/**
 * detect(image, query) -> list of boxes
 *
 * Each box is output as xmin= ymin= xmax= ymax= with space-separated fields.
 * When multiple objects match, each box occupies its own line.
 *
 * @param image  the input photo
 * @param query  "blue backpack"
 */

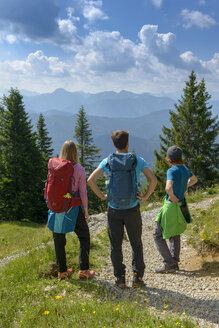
xmin=106 ymin=153 xmax=138 ymax=209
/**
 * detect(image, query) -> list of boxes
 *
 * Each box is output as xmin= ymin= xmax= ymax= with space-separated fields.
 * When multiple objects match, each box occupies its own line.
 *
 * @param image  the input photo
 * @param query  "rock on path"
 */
xmin=89 ymin=197 xmax=219 ymax=328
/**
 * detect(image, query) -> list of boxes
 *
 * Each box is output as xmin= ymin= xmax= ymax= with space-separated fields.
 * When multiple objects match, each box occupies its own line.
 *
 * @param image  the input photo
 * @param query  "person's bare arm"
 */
xmin=165 ymin=180 xmax=179 ymax=204
xmin=187 ymin=175 xmax=198 ymax=188
xmin=137 ymin=167 xmax=157 ymax=201
xmin=87 ymin=168 xmax=107 ymax=200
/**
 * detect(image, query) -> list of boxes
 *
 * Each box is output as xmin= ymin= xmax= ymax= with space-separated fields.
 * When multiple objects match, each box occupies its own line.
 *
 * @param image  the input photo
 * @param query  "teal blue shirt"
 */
xmin=98 ymin=153 xmax=148 ymax=209
xmin=166 ymin=165 xmax=193 ymax=201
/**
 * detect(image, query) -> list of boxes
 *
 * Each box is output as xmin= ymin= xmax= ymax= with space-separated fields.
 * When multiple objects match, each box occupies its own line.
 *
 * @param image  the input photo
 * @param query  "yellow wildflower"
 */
xmin=55 ymin=295 xmax=62 ymax=299
xmin=44 ymin=311 xmax=50 ymax=315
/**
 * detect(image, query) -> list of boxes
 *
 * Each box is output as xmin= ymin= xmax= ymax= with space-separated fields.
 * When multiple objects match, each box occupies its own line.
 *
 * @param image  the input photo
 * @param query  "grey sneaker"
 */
xmin=115 ymin=275 xmax=126 ymax=288
xmin=155 ymin=264 xmax=177 ymax=273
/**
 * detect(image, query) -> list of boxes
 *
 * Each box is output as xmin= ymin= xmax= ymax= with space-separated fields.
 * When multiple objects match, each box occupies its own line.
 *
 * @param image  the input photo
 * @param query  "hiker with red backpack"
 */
xmin=45 ymin=140 xmax=95 ymax=280
xmin=88 ymin=130 xmax=157 ymax=288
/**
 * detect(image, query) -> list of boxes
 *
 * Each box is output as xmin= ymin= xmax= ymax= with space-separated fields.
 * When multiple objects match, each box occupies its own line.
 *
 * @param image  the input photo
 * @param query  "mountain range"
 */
xmin=23 ymin=88 xmax=219 ymax=165
xmin=23 ymin=88 xmax=175 ymax=118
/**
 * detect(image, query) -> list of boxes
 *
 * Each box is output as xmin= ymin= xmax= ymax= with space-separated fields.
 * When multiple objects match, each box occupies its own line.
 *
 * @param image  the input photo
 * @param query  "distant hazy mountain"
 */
xmin=24 ymin=88 xmax=218 ymax=164
xmin=23 ymin=88 xmax=175 ymax=118
xmin=29 ymin=109 xmax=171 ymax=163
xmin=20 ymin=90 xmax=40 ymax=97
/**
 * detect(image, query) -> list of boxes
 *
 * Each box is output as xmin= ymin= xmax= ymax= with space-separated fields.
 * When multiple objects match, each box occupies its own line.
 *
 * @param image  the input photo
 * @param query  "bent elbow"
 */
xmin=87 ymin=177 xmax=92 ymax=186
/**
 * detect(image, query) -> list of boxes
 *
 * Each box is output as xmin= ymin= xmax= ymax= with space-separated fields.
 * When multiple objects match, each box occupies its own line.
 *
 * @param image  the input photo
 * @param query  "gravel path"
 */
xmin=89 ymin=197 xmax=219 ymax=328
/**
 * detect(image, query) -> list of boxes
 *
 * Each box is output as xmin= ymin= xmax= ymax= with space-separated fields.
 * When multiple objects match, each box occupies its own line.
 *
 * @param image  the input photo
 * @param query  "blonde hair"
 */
xmin=59 ymin=140 xmax=78 ymax=163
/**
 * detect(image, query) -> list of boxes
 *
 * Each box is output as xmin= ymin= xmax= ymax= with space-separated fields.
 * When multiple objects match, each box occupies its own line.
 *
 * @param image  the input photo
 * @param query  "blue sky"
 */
xmin=0 ymin=0 xmax=219 ymax=99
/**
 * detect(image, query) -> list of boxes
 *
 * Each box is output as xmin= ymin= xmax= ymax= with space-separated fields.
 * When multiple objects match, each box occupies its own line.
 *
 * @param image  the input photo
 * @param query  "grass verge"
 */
xmin=0 ymin=221 xmax=51 ymax=259
xmin=186 ymin=200 xmax=219 ymax=253
xmin=185 ymin=184 xmax=219 ymax=203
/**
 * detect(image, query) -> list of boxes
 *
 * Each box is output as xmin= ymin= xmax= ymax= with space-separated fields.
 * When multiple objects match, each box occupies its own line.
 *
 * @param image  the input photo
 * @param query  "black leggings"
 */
xmin=53 ymin=207 xmax=90 ymax=272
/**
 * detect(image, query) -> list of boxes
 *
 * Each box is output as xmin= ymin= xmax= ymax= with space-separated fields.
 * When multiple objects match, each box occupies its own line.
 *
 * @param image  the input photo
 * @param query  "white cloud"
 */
xmin=0 ymin=25 xmax=219 ymax=98
xmin=180 ymin=51 xmax=199 ymax=64
xmin=80 ymin=0 xmax=108 ymax=24
xmin=203 ymin=53 xmax=219 ymax=74
xmin=83 ymin=6 xmax=108 ymax=23
xmin=151 ymin=0 xmax=163 ymax=8
xmin=74 ymin=31 xmax=135 ymax=73
xmin=181 ymin=9 xmax=216 ymax=28
xmin=0 ymin=50 xmax=69 ymax=77
xmin=5 ymin=34 xmax=18 ymax=44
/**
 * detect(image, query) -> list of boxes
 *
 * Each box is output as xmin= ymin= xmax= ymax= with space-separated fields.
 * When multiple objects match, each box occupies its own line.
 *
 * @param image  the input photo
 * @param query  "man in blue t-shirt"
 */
xmin=88 ymin=130 xmax=157 ymax=287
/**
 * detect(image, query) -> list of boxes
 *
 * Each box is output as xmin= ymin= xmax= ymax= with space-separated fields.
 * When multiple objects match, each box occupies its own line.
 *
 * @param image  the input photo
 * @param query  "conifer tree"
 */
xmin=154 ymin=71 xmax=219 ymax=194
xmin=74 ymin=105 xmax=107 ymax=213
xmin=0 ymin=88 xmax=46 ymax=222
xmin=74 ymin=105 xmax=101 ymax=172
xmin=36 ymin=113 xmax=54 ymax=161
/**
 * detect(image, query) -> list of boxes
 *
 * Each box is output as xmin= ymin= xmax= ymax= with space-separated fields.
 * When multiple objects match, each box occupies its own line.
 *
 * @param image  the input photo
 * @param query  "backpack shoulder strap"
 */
xmin=106 ymin=154 xmax=114 ymax=170
xmin=131 ymin=153 xmax=137 ymax=168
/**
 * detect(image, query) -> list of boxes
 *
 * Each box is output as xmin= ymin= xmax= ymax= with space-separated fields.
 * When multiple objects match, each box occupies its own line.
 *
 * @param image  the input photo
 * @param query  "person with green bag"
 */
xmin=153 ymin=145 xmax=197 ymax=273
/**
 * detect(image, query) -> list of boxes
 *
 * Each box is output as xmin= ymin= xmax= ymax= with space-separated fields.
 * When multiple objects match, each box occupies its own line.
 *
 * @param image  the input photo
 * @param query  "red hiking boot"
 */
xmin=58 ymin=268 xmax=73 ymax=280
xmin=78 ymin=269 xmax=95 ymax=280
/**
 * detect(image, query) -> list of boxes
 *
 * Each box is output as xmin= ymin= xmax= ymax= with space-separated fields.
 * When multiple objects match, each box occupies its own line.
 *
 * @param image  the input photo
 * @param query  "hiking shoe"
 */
xmin=58 ymin=268 xmax=73 ymax=280
xmin=155 ymin=264 xmax=177 ymax=274
xmin=132 ymin=275 xmax=145 ymax=288
xmin=115 ymin=275 xmax=126 ymax=288
xmin=172 ymin=263 xmax=179 ymax=270
xmin=78 ymin=269 xmax=95 ymax=280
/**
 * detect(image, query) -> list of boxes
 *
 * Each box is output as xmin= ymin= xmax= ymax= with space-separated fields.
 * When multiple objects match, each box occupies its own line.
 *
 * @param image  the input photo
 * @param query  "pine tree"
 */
xmin=154 ymin=71 xmax=219 ymax=194
xmin=36 ymin=113 xmax=54 ymax=161
xmin=0 ymin=88 xmax=47 ymax=222
xmin=74 ymin=105 xmax=107 ymax=214
xmin=74 ymin=105 xmax=101 ymax=172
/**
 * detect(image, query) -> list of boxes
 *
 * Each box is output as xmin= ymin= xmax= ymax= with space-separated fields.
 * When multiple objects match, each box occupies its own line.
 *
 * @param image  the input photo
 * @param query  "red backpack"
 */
xmin=44 ymin=157 xmax=82 ymax=213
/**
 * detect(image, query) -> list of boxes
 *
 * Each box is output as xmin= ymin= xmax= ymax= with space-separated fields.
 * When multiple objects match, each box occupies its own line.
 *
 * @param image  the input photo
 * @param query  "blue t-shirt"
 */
xmin=98 ymin=153 xmax=148 ymax=209
xmin=166 ymin=165 xmax=193 ymax=201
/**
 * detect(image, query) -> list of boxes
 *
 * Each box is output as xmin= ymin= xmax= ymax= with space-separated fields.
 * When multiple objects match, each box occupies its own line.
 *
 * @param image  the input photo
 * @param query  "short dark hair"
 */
xmin=165 ymin=156 xmax=184 ymax=165
xmin=111 ymin=130 xmax=129 ymax=150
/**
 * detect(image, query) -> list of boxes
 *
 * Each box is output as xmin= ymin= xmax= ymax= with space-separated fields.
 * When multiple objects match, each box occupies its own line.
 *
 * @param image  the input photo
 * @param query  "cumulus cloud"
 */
xmin=83 ymin=5 xmax=108 ymax=23
xmin=0 ymin=24 xmax=218 ymax=97
xmin=0 ymin=50 xmax=69 ymax=77
xmin=74 ymin=31 xmax=135 ymax=73
xmin=70 ymin=24 xmax=209 ymax=78
xmin=203 ymin=53 xmax=219 ymax=74
xmin=71 ymin=0 xmax=108 ymax=24
xmin=137 ymin=25 xmax=183 ymax=68
xmin=181 ymin=9 xmax=216 ymax=28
